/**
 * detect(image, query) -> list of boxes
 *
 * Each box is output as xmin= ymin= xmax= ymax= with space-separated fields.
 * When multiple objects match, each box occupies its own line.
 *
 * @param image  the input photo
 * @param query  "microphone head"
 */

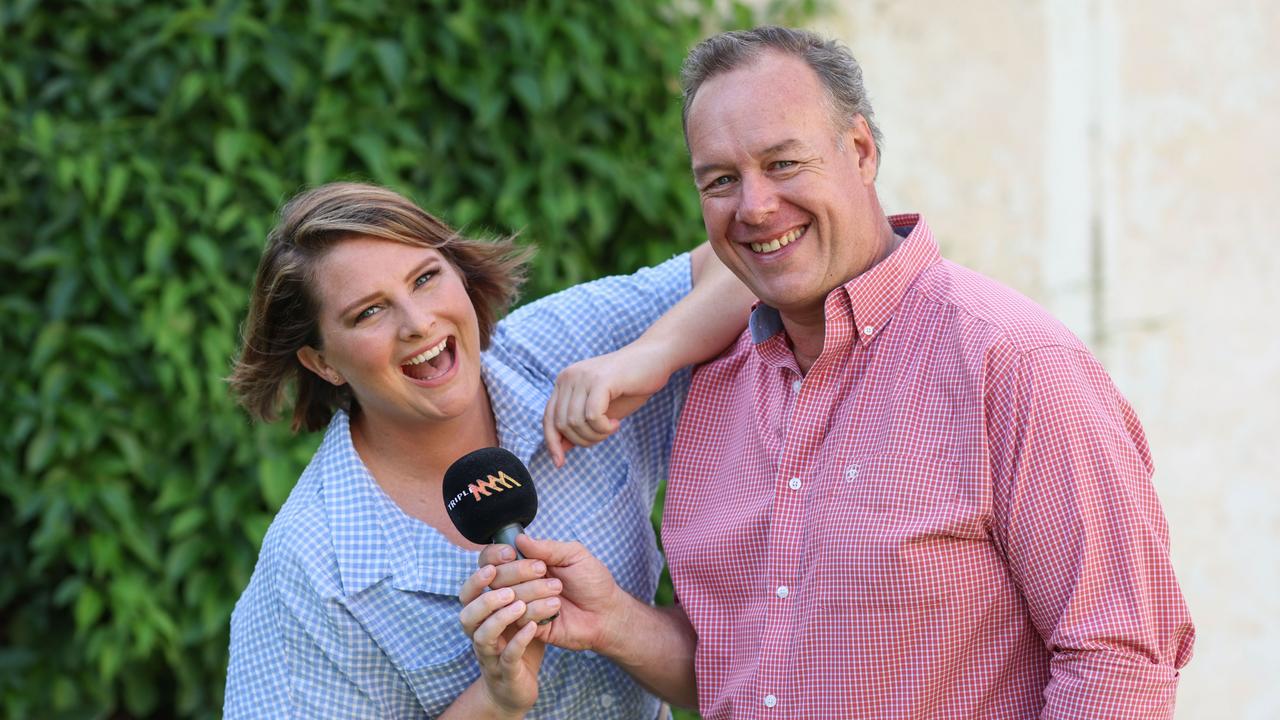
xmin=442 ymin=447 xmax=538 ymax=545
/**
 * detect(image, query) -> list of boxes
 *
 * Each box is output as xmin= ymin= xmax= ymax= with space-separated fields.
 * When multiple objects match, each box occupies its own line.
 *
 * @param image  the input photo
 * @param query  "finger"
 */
xmin=514 ymin=534 xmax=586 ymax=567
xmin=542 ymin=397 xmax=566 ymax=468
xmin=459 ymin=564 xmax=498 ymax=606
xmin=478 ymin=543 xmax=519 ymax=568
xmin=459 ymin=587 xmax=516 ymax=637
xmin=506 ymin=576 xmax=563 ymax=606
xmin=490 ymin=558 xmax=547 ymax=590
xmin=472 ymin=599 xmax=527 ymax=653
xmin=520 ymin=595 xmax=562 ymax=625
xmin=579 ymin=386 xmax=617 ymax=439
xmin=500 ymin=620 xmax=539 ymax=668
xmin=556 ymin=382 xmax=590 ymax=447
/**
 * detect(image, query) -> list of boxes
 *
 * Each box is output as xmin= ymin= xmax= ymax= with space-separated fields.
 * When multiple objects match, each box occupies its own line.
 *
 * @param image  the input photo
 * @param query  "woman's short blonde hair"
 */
xmin=228 ymin=182 xmax=533 ymax=432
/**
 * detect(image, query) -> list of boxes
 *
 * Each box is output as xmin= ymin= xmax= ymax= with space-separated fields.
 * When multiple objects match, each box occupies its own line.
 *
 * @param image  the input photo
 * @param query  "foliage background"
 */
xmin=0 ymin=0 xmax=813 ymax=717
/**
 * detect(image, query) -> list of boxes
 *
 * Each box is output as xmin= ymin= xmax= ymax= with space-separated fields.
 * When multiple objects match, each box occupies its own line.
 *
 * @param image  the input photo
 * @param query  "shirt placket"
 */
xmin=752 ymin=363 xmax=835 ymax=716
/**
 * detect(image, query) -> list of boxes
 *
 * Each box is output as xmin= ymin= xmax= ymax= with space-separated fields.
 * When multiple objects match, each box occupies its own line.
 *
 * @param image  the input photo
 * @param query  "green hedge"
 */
xmin=0 ymin=0 xmax=813 ymax=716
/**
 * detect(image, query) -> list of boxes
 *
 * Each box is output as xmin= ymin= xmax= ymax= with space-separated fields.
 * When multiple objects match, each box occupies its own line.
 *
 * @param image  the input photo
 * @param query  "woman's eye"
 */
xmin=414 ymin=271 xmax=435 ymax=288
xmin=355 ymin=305 xmax=381 ymax=323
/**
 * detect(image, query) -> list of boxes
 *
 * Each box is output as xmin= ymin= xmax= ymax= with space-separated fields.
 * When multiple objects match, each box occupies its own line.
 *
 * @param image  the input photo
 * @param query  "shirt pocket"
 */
xmin=809 ymin=452 xmax=966 ymax=610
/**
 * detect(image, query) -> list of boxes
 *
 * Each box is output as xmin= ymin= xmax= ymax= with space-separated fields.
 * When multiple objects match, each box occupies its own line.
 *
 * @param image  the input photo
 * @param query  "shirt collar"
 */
xmin=320 ymin=411 xmax=478 ymax=598
xmin=748 ymin=214 xmax=939 ymax=354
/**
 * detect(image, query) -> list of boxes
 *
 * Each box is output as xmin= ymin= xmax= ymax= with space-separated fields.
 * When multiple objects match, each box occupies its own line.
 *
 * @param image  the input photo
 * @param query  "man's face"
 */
xmin=687 ymin=51 xmax=882 ymax=320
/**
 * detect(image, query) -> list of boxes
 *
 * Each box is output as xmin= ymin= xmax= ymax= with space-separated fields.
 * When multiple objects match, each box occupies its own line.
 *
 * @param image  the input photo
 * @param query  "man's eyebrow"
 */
xmin=761 ymin=139 xmax=807 ymax=156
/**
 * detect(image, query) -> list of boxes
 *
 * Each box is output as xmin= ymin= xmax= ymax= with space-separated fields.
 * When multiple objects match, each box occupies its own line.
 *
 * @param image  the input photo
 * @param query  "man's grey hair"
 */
xmin=680 ymin=26 xmax=884 ymax=162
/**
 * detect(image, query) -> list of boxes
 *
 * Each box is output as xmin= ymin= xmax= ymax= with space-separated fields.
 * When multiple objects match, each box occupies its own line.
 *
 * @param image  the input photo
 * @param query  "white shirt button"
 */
xmin=845 ymin=464 xmax=859 ymax=481
xmin=776 ymin=585 xmax=789 ymax=599
xmin=764 ymin=694 xmax=778 ymax=708
xmin=788 ymin=477 xmax=802 ymax=490
xmin=862 ymin=325 xmax=875 ymax=335
xmin=600 ymin=694 xmax=614 ymax=708
xmin=792 ymin=379 xmax=802 ymax=393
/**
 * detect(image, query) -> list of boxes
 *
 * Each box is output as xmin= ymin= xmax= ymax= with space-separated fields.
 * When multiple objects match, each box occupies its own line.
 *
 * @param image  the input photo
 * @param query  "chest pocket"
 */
xmin=809 ymin=452 xmax=971 ymax=610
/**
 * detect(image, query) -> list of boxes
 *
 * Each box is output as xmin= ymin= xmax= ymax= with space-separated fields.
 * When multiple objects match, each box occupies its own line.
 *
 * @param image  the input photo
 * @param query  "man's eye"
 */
xmin=708 ymin=176 xmax=734 ymax=189
xmin=773 ymin=160 xmax=796 ymax=170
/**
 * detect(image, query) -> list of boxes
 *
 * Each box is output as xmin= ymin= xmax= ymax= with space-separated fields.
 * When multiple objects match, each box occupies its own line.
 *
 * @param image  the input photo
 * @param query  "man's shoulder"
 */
xmin=912 ymin=259 xmax=1089 ymax=357
xmin=689 ymin=328 xmax=758 ymax=383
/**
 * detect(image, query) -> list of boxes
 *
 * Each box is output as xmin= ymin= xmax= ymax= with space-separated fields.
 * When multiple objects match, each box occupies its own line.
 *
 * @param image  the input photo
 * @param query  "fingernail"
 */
xmin=532 ymin=561 xmax=546 ymax=575
xmin=499 ymin=546 xmax=515 ymax=561
xmin=546 ymin=597 xmax=561 ymax=609
xmin=547 ymin=579 xmax=562 ymax=591
xmin=499 ymin=588 xmax=514 ymax=602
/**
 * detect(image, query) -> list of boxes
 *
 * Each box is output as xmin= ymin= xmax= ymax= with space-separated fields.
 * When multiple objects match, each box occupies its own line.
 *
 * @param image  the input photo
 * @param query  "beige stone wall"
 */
xmin=809 ymin=1 xmax=1278 ymax=716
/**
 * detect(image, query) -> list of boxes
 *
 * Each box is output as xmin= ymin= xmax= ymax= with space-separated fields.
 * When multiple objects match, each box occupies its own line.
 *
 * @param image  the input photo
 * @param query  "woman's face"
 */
xmin=297 ymin=236 xmax=484 ymax=428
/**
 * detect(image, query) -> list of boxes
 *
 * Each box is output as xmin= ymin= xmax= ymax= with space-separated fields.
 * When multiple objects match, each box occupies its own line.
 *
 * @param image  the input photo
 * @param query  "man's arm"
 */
xmin=467 ymin=536 xmax=700 ymax=708
xmin=989 ymin=346 xmax=1195 ymax=718
xmin=545 ymin=243 xmax=753 ymax=464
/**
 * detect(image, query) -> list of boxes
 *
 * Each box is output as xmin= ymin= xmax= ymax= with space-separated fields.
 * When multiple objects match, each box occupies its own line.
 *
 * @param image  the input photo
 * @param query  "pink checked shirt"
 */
xmin=663 ymin=216 xmax=1194 ymax=719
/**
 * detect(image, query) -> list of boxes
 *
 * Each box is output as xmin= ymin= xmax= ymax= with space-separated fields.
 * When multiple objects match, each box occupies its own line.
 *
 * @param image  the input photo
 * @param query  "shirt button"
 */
xmin=764 ymin=694 xmax=778 ymax=708
xmin=845 ymin=464 xmax=859 ymax=481
xmin=791 ymin=379 xmax=802 ymax=393
xmin=788 ymin=477 xmax=802 ymax=490
xmin=776 ymin=585 xmax=789 ymax=599
xmin=600 ymin=693 xmax=615 ymax=708
xmin=862 ymin=325 xmax=875 ymax=335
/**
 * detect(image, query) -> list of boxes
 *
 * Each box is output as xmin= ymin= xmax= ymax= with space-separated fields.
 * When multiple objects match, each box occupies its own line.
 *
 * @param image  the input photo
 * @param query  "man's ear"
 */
xmin=297 ymin=346 xmax=345 ymax=386
xmin=842 ymin=114 xmax=879 ymax=183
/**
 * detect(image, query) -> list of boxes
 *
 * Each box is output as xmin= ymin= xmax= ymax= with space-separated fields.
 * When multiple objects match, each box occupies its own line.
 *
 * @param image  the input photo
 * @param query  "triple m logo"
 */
xmin=446 ymin=471 xmax=524 ymax=510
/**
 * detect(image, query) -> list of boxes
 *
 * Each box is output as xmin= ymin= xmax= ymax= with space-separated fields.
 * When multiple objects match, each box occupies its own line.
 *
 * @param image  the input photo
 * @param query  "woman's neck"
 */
xmin=348 ymin=387 xmax=499 ymax=535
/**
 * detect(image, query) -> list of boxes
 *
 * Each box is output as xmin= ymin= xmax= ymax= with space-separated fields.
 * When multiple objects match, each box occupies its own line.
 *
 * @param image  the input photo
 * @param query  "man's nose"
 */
xmin=735 ymin=176 xmax=778 ymax=225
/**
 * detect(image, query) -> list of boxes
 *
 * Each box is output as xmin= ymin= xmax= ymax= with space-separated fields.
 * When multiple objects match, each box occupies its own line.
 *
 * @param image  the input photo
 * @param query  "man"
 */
xmin=466 ymin=26 xmax=1194 ymax=719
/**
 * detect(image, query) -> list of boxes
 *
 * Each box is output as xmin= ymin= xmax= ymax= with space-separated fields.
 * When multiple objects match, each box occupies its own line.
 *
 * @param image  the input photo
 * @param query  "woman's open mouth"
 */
xmin=401 ymin=337 xmax=456 ymax=382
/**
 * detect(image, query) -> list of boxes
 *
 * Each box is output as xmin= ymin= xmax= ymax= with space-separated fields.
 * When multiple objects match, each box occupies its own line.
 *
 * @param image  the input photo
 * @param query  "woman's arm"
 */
xmin=543 ymin=243 xmax=753 ymax=465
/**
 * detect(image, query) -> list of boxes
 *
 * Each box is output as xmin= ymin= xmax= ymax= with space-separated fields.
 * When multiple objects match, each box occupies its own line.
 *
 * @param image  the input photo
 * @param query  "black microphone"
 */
xmin=443 ymin=447 xmax=538 ymax=557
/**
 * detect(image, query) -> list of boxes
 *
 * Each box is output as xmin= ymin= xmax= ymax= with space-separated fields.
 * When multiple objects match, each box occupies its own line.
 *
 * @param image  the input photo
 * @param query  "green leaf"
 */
xmin=372 ymin=39 xmax=406 ymax=92
xmin=214 ymin=129 xmax=248 ymax=172
xmin=74 ymin=587 xmax=105 ymax=631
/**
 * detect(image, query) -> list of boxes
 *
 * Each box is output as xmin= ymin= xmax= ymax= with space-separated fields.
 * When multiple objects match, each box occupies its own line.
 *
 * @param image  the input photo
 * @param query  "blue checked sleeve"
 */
xmin=489 ymin=252 xmax=693 ymax=382
xmin=225 ymin=519 xmax=387 ymax=718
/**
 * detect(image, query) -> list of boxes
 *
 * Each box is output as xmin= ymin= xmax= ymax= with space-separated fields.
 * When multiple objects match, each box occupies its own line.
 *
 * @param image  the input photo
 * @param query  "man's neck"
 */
xmin=780 ymin=223 xmax=905 ymax=375
xmin=780 ymin=308 xmax=827 ymax=375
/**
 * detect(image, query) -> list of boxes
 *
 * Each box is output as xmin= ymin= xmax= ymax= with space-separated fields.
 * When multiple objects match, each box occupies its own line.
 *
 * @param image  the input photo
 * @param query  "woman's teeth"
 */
xmin=403 ymin=338 xmax=448 ymax=367
xmin=750 ymin=227 xmax=804 ymax=254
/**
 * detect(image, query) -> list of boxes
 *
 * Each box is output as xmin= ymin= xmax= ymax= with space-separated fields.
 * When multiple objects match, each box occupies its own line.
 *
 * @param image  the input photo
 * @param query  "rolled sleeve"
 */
xmin=991 ymin=345 xmax=1195 ymax=719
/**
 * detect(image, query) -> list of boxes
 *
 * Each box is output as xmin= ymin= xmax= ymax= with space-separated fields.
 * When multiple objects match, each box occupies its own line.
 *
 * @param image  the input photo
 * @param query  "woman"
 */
xmin=222 ymin=182 xmax=750 ymax=718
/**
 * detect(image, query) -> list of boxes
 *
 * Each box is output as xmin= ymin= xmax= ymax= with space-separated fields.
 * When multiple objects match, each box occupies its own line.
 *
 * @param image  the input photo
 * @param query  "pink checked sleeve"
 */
xmin=988 ymin=344 xmax=1195 ymax=719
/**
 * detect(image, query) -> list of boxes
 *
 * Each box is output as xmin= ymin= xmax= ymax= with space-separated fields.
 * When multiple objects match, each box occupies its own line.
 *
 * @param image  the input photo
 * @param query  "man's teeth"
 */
xmin=403 ymin=339 xmax=448 ymax=366
xmin=750 ymin=227 xmax=804 ymax=254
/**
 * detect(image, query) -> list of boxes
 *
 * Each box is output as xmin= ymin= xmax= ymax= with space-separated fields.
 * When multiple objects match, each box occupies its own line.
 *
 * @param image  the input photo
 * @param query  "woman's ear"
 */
xmin=297 ymin=346 xmax=345 ymax=386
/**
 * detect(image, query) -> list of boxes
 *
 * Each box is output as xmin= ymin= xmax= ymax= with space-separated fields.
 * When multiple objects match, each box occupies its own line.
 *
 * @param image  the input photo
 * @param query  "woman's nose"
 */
xmin=398 ymin=303 xmax=434 ymax=342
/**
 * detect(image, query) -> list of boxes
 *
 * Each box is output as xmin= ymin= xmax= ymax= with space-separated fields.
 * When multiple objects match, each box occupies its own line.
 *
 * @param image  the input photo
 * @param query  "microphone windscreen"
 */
xmin=442 ymin=447 xmax=538 ymax=545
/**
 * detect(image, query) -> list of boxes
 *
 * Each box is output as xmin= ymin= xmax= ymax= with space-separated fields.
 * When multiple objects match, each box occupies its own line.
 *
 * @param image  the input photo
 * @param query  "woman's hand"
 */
xmin=457 ymin=585 xmax=546 ymax=718
xmin=543 ymin=343 xmax=672 ymax=467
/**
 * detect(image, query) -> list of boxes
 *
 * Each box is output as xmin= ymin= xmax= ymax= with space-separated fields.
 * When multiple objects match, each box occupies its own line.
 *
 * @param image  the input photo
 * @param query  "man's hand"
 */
xmin=542 ymin=344 xmax=671 ymax=467
xmin=478 ymin=535 xmax=628 ymax=653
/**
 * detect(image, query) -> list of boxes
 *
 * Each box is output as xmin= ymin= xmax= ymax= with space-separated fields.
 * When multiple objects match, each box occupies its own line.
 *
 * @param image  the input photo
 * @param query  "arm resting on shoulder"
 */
xmin=545 ymin=243 xmax=753 ymax=462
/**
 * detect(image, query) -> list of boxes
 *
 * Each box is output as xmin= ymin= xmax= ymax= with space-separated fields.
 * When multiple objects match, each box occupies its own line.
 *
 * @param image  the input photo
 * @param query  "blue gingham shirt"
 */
xmin=225 ymin=254 xmax=692 ymax=719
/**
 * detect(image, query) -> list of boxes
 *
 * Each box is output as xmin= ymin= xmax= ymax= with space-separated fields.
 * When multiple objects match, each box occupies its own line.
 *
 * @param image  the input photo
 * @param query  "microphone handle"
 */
xmin=491 ymin=523 xmax=525 ymax=559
